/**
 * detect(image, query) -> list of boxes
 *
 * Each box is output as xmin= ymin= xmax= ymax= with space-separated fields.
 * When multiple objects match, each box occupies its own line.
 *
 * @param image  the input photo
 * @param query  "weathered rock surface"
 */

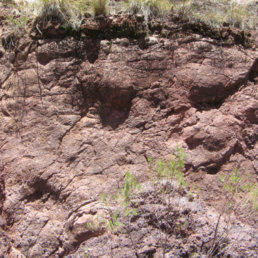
xmin=0 ymin=8 xmax=257 ymax=257
xmin=68 ymin=181 xmax=258 ymax=258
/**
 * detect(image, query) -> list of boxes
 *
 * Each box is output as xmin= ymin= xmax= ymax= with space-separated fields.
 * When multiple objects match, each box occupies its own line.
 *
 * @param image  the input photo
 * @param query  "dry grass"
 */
xmin=93 ymin=0 xmax=108 ymax=16
xmin=170 ymin=0 xmax=257 ymax=30
xmin=2 ymin=0 xmax=257 ymax=31
xmin=33 ymin=0 xmax=86 ymax=29
xmin=125 ymin=0 xmax=172 ymax=24
xmin=9 ymin=0 xmax=109 ymax=27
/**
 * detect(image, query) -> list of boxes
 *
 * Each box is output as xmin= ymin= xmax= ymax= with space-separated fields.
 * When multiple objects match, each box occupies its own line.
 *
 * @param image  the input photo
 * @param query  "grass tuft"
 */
xmin=93 ymin=0 xmax=108 ymax=16
xmin=34 ymin=0 xmax=84 ymax=29
xmin=125 ymin=0 xmax=172 ymax=24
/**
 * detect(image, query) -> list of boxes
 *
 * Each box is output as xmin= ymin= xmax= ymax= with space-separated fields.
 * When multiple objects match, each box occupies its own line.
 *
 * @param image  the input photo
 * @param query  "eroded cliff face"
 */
xmin=0 ymin=6 xmax=257 ymax=257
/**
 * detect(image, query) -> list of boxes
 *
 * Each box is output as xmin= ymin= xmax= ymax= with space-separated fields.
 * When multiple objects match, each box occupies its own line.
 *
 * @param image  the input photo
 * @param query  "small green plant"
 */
xmin=108 ymin=210 xmax=124 ymax=232
xmin=124 ymin=207 xmax=138 ymax=217
xmin=3 ymin=13 xmax=29 ymax=50
xmin=122 ymin=171 xmax=140 ymax=204
xmin=99 ymin=193 xmax=124 ymax=232
xmin=191 ymin=184 xmax=201 ymax=195
xmin=220 ymin=168 xmax=241 ymax=194
xmin=101 ymin=171 xmax=141 ymax=233
xmin=100 ymin=192 xmax=107 ymax=202
xmin=192 ymin=252 xmax=199 ymax=258
xmin=7 ymin=14 xmax=28 ymax=30
xmin=155 ymin=158 xmax=169 ymax=178
xmin=153 ymin=146 xmax=188 ymax=188
xmin=147 ymin=156 xmax=153 ymax=163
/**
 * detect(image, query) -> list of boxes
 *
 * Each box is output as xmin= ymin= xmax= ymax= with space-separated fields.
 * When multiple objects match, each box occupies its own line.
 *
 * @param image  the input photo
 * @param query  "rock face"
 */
xmin=0 ymin=9 xmax=257 ymax=257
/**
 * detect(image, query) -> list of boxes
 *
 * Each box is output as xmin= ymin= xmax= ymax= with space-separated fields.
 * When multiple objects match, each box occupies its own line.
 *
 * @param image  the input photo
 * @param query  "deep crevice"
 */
xmin=24 ymin=177 xmax=60 ymax=203
xmin=0 ymin=164 xmax=6 ymax=216
xmin=85 ymin=39 xmax=101 ymax=64
xmin=78 ymin=79 xmax=136 ymax=129
xmin=248 ymin=58 xmax=258 ymax=83
xmin=99 ymin=87 xmax=136 ymax=129
xmin=191 ymin=57 xmax=258 ymax=111
xmin=190 ymin=77 xmax=248 ymax=111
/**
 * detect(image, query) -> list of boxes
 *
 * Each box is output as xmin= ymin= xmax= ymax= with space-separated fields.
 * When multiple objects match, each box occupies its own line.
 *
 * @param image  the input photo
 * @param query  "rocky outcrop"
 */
xmin=0 ymin=7 xmax=257 ymax=257
xmin=69 ymin=181 xmax=258 ymax=257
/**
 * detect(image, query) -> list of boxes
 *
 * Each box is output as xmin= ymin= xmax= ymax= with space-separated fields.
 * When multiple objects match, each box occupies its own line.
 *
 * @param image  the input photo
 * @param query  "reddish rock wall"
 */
xmin=0 ymin=9 xmax=257 ymax=257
